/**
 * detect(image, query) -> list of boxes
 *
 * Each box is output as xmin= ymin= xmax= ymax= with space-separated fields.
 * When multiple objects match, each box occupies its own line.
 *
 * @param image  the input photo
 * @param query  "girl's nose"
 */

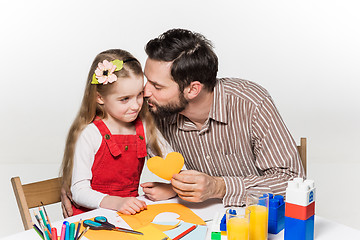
xmin=131 ymin=98 xmax=142 ymax=111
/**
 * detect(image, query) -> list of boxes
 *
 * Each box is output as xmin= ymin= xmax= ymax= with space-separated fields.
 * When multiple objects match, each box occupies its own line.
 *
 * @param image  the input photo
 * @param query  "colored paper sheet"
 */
xmin=147 ymin=152 xmax=184 ymax=180
xmin=82 ymin=228 xmax=138 ymax=240
xmin=165 ymin=222 xmax=207 ymax=240
xmin=118 ymin=203 xmax=206 ymax=230
xmin=132 ymin=224 xmax=169 ymax=240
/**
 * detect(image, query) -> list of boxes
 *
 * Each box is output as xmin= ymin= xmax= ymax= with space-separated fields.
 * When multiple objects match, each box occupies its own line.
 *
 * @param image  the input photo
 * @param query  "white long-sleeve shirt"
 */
xmin=71 ymin=121 xmax=174 ymax=209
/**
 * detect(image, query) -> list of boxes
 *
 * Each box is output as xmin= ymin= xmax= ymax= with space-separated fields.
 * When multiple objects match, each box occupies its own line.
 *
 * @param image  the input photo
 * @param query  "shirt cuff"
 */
xmin=221 ymin=176 xmax=246 ymax=206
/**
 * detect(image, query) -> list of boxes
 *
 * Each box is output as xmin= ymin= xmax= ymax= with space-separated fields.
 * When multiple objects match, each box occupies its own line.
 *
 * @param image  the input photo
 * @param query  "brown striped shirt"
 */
xmin=156 ymin=78 xmax=305 ymax=206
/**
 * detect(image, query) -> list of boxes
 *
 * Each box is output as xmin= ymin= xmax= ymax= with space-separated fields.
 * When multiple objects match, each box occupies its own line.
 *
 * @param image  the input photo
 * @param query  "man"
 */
xmin=61 ymin=28 xmax=304 ymax=217
xmin=140 ymin=28 xmax=304 ymax=206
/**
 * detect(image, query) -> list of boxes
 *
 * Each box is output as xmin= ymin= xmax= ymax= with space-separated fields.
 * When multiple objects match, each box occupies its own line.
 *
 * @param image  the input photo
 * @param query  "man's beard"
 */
xmin=146 ymin=92 xmax=188 ymax=119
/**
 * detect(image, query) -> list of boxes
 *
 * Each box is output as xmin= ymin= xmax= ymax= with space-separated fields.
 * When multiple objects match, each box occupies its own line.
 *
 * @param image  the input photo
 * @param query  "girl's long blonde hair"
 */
xmin=60 ymin=49 xmax=162 ymax=188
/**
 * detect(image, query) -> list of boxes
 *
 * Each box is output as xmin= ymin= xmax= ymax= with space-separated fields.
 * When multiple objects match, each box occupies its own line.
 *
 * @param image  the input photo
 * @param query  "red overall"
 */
xmin=72 ymin=117 xmax=147 ymax=215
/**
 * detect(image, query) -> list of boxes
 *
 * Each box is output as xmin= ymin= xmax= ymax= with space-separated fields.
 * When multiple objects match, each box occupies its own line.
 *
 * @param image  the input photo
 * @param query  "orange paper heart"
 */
xmin=147 ymin=152 xmax=184 ymax=180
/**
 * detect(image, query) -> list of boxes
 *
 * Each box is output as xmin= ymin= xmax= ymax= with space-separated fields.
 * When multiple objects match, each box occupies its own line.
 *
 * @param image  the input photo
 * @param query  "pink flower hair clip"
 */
xmin=92 ymin=59 xmax=122 ymax=85
xmin=91 ymin=58 xmax=138 ymax=85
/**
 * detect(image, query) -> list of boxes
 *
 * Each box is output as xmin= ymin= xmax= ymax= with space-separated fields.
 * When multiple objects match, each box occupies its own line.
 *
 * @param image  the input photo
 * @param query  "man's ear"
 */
xmin=184 ymin=81 xmax=203 ymax=100
xmin=96 ymin=92 xmax=105 ymax=105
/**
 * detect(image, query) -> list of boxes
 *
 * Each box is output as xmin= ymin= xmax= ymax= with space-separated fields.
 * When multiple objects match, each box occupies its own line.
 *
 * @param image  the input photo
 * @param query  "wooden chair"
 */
xmin=297 ymin=137 xmax=307 ymax=175
xmin=11 ymin=176 xmax=62 ymax=230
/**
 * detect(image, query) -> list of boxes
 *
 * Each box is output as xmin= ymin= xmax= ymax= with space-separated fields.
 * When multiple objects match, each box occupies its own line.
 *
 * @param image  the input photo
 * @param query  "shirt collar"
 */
xmin=208 ymin=79 xmax=228 ymax=124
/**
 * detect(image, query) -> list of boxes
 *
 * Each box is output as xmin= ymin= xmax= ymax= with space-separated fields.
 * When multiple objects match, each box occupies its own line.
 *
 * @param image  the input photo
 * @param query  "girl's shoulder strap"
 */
xmin=93 ymin=117 xmax=122 ymax=157
xmin=93 ymin=118 xmax=111 ymax=136
xmin=134 ymin=117 xmax=147 ymax=158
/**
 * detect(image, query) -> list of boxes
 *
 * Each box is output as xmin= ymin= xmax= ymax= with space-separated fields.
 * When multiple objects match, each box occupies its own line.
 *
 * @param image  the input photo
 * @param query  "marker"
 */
xmin=69 ymin=223 xmax=75 ymax=240
xmin=51 ymin=227 xmax=58 ymax=240
xmin=60 ymin=222 xmax=66 ymax=240
xmin=65 ymin=221 xmax=70 ymax=240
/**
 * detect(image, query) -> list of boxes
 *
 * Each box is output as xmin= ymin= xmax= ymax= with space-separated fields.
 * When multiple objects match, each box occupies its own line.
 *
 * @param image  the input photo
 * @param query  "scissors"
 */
xmin=83 ymin=216 xmax=143 ymax=235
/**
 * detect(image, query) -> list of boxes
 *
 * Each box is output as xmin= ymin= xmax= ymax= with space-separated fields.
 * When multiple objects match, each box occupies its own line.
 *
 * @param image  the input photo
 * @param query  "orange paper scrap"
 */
xmin=147 ymin=152 xmax=184 ymax=180
xmin=118 ymin=203 xmax=206 ymax=230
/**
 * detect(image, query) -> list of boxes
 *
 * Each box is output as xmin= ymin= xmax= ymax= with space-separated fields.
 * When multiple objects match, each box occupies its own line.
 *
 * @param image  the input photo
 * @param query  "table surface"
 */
xmin=2 ymin=196 xmax=360 ymax=240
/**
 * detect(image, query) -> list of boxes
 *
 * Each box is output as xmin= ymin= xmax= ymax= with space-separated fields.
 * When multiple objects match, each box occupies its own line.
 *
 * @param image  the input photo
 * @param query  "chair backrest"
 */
xmin=297 ymin=137 xmax=307 ymax=175
xmin=11 ymin=176 xmax=62 ymax=230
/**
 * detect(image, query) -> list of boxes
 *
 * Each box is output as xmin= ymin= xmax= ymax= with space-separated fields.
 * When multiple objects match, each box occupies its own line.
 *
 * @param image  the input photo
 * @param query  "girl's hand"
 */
xmin=141 ymin=182 xmax=177 ymax=201
xmin=100 ymin=196 xmax=147 ymax=215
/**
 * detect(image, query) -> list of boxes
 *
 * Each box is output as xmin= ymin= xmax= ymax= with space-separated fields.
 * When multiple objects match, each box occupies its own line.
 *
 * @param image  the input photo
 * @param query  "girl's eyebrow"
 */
xmin=116 ymin=90 xmax=143 ymax=99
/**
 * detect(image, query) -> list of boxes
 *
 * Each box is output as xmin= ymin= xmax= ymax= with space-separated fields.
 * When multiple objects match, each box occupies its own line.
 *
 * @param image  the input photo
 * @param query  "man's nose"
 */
xmin=144 ymin=82 xmax=152 ymax=98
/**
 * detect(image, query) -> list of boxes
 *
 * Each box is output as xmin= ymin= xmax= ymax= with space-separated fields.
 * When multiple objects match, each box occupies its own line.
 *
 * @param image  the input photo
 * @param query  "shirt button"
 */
xmin=125 ymin=146 xmax=128 ymax=151
xmin=104 ymin=134 xmax=110 ymax=140
xmin=206 ymin=155 xmax=210 ymax=160
xmin=139 ymin=135 xmax=144 ymax=140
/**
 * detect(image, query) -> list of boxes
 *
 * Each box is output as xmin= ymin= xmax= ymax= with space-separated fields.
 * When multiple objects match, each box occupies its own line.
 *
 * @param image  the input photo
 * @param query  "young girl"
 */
xmin=60 ymin=49 xmax=172 ymax=215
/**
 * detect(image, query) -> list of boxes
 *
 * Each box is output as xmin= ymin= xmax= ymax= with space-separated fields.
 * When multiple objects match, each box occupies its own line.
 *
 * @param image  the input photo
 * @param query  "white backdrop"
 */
xmin=0 ymin=0 xmax=359 ymax=237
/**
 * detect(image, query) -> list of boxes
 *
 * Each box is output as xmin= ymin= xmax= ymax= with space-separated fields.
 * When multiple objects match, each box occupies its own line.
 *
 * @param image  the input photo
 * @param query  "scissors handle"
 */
xmin=94 ymin=216 xmax=115 ymax=227
xmin=83 ymin=220 xmax=111 ymax=230
xmin=93 ymin=216 xmax=143 ymax=235
xmin=94 ymin=216 xmax=108 ymax=224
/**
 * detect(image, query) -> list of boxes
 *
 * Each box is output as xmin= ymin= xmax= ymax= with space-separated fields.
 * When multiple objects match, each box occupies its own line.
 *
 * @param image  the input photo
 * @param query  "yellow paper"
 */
xmin=147 ymin=152 xmax=184 ymax=180
xmin=118 ymin=203 xmax=206 ymax=230
xmin=132 ymin=224 xmax=169 ymax=240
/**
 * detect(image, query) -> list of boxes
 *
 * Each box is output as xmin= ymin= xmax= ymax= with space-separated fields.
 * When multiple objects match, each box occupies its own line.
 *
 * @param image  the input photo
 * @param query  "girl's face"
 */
xmin=97 ymin=74 xmax=144 ymax=125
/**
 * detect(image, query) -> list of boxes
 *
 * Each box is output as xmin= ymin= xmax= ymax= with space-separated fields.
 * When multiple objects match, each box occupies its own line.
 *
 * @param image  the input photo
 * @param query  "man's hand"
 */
xmin=60 ymin=185 xmax=75 ymax=218
xmin=140 ymin=182 xmax=177 ymax=201
xmin=171 ymin=170 xmax=226 ymax=202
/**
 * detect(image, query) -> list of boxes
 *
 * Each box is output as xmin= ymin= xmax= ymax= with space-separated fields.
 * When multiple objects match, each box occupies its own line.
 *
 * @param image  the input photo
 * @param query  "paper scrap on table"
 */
xmin=118 ymin=203 xmax=206 ymax=230
xmin=147 ymin=152 xmax=184 ymax=180
xmin=132 ymin=224 xmax=169 ymax=240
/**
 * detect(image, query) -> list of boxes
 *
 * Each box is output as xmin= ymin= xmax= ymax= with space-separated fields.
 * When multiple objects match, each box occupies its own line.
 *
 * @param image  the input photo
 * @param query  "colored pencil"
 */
xmin=74 ymin=219 xmax=82 ymax=240
xmin=39 ymin=207 xmax=48 ymax=227
xmin=33 ymin=224 xmax=44 ymax=240
xmin=77 ymin=226 xmax=89 ymax=240
xmin=33 ymin=210 xmax=43 ymax=230
xmin=41 ymin=201 xmax=53 ymax=230
xmin=172 ymin=224 xmax=197 ymax=240
xmin=39 ymin=205 xmax=52 ymax=238
xmin=44 ymin=229 xmax=51 ymax=240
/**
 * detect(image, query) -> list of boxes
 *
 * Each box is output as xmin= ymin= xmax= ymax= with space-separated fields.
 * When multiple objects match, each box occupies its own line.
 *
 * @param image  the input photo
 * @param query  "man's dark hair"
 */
xmin=145 ymin=29 xmax=218 ymax=92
